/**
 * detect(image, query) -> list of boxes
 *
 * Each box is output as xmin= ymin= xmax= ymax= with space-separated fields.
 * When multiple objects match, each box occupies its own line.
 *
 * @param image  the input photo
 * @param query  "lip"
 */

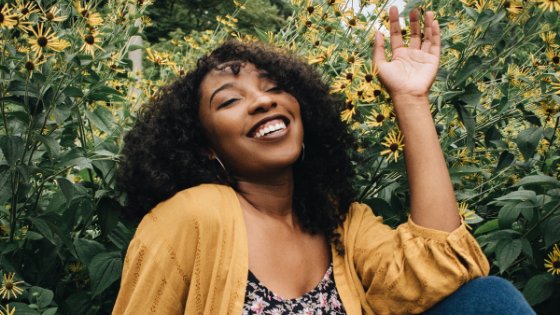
xmin=247 ymin=114 xmax=291 ymax=138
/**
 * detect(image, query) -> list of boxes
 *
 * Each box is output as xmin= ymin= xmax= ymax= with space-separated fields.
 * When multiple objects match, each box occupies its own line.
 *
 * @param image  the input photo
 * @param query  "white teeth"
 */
xmin=253 ymin=120 xmax=286 ymax=138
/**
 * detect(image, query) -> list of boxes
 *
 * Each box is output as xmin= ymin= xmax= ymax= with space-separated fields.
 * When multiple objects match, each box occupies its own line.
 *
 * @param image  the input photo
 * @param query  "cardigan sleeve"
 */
xmin=112 ymin=237 xmax=185 ymax=315
xmin=349 ymin=202 xmax=490 ymax=314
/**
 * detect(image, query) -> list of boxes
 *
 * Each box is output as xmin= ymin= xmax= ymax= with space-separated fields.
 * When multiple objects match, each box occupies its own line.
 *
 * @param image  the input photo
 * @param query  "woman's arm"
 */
xmin=373 ymin=7 xmax=461 ymax=232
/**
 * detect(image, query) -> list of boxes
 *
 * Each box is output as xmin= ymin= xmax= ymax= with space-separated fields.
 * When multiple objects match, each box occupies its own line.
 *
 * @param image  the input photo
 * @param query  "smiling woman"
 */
xmin=113 ymin=7 xmax=534 ymax=315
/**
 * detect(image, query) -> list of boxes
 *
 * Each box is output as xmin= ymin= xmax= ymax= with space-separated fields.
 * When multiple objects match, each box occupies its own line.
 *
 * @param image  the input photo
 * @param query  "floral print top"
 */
xmin=242 ymin=263 xmax=346 ymax=315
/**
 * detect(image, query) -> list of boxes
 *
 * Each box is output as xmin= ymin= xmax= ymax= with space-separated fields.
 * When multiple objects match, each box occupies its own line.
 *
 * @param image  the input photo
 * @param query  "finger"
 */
xmin=389 ymin=6 xmax=404 ymax=51
xmin=430 ymin=19 xmax=441 ymax=57
xmin=421 ymin=11 xmax=433 ymax=53
xmin=372 ymin=31 xmax=386 ymax=74
xmin=409 ymin=9 xmax=421 ymax=50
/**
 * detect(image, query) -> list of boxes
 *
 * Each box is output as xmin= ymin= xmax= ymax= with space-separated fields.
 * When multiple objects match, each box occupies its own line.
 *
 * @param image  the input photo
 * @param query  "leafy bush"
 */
xmin=0 ymin=0 xmax=558 ymax=314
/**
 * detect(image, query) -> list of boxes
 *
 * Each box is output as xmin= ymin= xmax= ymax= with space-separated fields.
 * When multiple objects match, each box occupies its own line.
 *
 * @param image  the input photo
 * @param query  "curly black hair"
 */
xmin=118 ymin=40 xmax=356 ymax=252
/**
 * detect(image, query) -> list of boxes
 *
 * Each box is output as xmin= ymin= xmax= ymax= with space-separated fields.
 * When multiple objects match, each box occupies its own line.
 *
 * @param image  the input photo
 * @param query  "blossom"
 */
xmin=544 ymin=244 xmax=560 ymax=276
xmin=380 ymin=130 xmax=405 ymax=162
xmin=366 ymin=105 xmax=392 ymax=127
xmin=41 ymin=5 xmax=68 ymax=23
xmin=80 ymin=30 xmax=104 ymax=56
xmin=74 ymin=1 xmax=104 ymax=26
xmin=28 ymin=23 xmax=70 ymax=58
xmin=0 ymin=273 xmax=24 ymax=300
xmin=0 ymin=304 xmax=16 ymax=315
xmin=0 ymin=5 xmax=18 ymax=30
xmin=536 ymin=0 xmax=560 ymax=12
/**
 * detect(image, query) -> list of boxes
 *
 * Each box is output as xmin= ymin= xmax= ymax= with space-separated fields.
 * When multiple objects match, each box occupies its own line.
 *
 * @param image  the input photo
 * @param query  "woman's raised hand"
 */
xmin=373 ymin=6 xmax=441 ymax=100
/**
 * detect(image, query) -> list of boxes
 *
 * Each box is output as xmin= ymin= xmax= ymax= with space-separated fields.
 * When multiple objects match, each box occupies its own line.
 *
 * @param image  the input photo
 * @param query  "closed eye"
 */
xmin=218 ymin=98 xmax=239 ymax=109
xmin=267 ymin=86 xmax=282 ymax=92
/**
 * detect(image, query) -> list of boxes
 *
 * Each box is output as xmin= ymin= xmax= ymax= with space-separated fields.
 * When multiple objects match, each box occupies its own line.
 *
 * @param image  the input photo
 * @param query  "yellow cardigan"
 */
xmin=113 ymin=184 xmax=489 ymax=315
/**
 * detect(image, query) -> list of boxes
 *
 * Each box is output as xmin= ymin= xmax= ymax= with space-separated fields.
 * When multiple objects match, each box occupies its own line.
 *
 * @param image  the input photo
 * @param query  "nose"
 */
xmin=247 ymin=92 xmax=277 ymax=114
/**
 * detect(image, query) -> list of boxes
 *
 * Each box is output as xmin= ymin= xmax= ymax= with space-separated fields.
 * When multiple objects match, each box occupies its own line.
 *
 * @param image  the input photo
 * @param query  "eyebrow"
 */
xmin=209 ymin=83 xmax=234 ymax=108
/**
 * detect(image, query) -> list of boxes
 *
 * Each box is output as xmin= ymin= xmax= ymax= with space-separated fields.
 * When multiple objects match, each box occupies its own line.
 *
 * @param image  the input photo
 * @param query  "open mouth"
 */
xmin=248 ymin=116 xmax=290 ymax=139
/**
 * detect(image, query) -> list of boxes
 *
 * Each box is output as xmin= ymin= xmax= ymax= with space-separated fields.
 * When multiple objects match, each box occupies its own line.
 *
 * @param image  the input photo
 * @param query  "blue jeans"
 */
xmin=423 ymin=276 xmax=535 ymax=315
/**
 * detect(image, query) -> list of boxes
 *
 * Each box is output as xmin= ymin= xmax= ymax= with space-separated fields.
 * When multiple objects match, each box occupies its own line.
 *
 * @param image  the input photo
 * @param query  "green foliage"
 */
xmin=1 ymin=0 xmax=559 ymax=314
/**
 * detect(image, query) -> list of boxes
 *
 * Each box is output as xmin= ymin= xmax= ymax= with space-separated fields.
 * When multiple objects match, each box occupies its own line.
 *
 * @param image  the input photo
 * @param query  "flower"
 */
xmin=0 ymin=273 xmax=24 ymax=300
xmin=366 ymin=105 xmax=391 ymax=127
xmin=545 ymin=48 xmax=560 ymax=66
xmin=28 ymin=23 xmax=70 ymax=58
xmin=536 ymin=0 xmax=560 ymax=12
xmin=544 ymin=244 xmax=560 ymax=276
xmin=340 ymin=97 xmax=357 ymax=123
xmin=74 ymin=1 xmax=104 ymax=26
xmin=0 ymin=304 xmax=16 ymax=315
xmin=80 ymin=30 xmax=104 ymax=56
xmin=145 ymin=48 xmax=172 ymax=66
xmin=14 ymin=0 xmax=39 ymax=19
xmin=41 ymin=5 xmax=68 ymax=23
xmin=0 ymin=5 xmax=18 ymax=30
xmin=380 ymin=130 xmax=405 ymax=162
xmin=24 ymin=54 xmax=46 ymax=78
xmin=457 ymin=201 xmax=483 ymax=230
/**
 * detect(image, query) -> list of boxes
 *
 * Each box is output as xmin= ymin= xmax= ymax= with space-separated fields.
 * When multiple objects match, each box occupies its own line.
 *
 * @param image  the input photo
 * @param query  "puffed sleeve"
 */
xmin=349 ymin=202 xmax=490 ymax=314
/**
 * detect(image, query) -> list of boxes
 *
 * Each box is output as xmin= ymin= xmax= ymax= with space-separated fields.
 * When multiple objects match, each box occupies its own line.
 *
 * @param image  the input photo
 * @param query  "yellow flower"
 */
xmin=340 ymin=8 xmax=366 ymax=30
xmin=540 ymin=31 xmax=558 ymax=47
xmin=551 ymin=80 xmax=560 ymax=95
xmin=41 ymin=5 xmax=68 ymax=23
xmin=340 ymin=50 xmax=364 ymax=67
xmin=80 ymin=30 xmax=104 ymax=56
xmin=14 ymin=0 xmax=40 ymax=19
xmin=457 ymin=201 xmax=482 ymax=230
xmin=340 ymin=97 xmax=357 ymax=123
xmin=546 ymin=48 xmax=560 ymax=66
xmin=544 ymin=244 xmax=560 ymax=276
xmin=0 ymin=273 xmax=24 ymax=300
xmin=24 ymin=54 xmax=46 ymax=78
xmin=307 ymin=44 xmax=335 ymax=65
xmin=74 ymin=1 xmax=104 ymax=26
xmin=536 ymin=0 xmax=560 ymax=12
xmin=145 ymin=48 xmax=172 ymax=66
xmin=0 ymin=5 xmax=18 ymax=29
xmin=28 ymin=24 xmax=70 ymax=58
xmin=366 ymin=105 xmax=392 ymax=127
xmin=0 ymin=304 xmax=16 ymax=315
xmin=380 ymin=130 xmax=405 ymax=162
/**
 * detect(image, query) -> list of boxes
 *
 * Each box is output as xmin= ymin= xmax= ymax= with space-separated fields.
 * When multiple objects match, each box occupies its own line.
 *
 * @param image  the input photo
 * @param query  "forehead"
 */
xmin=200 ymin=62 xmax=266 ymax=88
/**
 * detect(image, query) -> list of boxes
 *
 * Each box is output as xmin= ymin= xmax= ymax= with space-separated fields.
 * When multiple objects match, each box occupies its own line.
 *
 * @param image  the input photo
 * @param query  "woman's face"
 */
xmin=198 ymin=62 xmax=304 ymax=179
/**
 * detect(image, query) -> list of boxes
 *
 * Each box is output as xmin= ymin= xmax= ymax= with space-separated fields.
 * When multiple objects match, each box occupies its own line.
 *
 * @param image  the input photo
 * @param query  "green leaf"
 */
xmin=0 ymin=136 xmax=25 ymax=167
xmin=513 ymin=175 xmax=559 ymax=188
xmin=108 ymin=222 xmax=134 ymax=250
xmin=57 ymin=149 xmax=92 ymax=170
xmin=30 ymin=218 xmax=58 ymax=246
xmin=85 ymin=106 xmax=115 ymax=134
xmin=87 ymin=86 xmax=125 ymax=102
xmin=495 ymin=151 xmax=514 ymax=172
xmin=495 ymin=190 xmax=537 ymax=202
xmin=89 ymin=251 xmax=123 ymax=297
xmin=495 ymin=239 xmax=522 ymax=273
xmin=36 ymin=135 xmax=61 ymax=158
xmin=515 ymin=127 xmax=543 ymax=161
xmin=452 ymin=100 xmax=476 ymax=149
xmin=542 ymin=213 xmax=560 ymax=248
xmin=57 ymin=178 xmax=88 ymax=203
xmin=456 ymin=56 xmax=482 ymax=84
xmin=523 ymin=274 xmax=554 ymax=305
xmin=41 ymin=308 xmax=58 ymax=315
xmin=29 ymin=286 xmax=54 ymax=308
xmin=475 ymin=219 xmax=499 ymax=235
xmin=7 ymin=79 xmax=40 ymax=98
xmin=64 ymin=86 xmax=84 ymax=98
xmin=459 ymin=84 xmax=482 ymax=107
xmin=74 ymin=238 xmax=106 ymax=265
xmin=400 ymin=0 xmax=422 ymax=16
xmin=498 ymin=202 xmax=527 ymax=228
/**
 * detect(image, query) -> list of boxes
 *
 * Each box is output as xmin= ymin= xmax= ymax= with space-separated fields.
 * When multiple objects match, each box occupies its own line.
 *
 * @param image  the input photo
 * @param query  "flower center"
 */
xmin=307 ymin=6 xmax=314 ymax=14
xmin=81 ymin=9 xmax=88 ymax=17
xmin=21 ymin=8 xmax=29 ymax=15
xmin=373 ymin=89 xmax=381 ymax=97
xmin=347 ymin=56 xmax=355 ymax=63
xmin=0 ymin=13 xmax=4 ymax=23
xmin=390 ymin=143 xmax=399 ymax=152
xmin=349 ymin=18 xmax=356 ymax=26
xmin=46 ymin=12 xmax=54 ymax=20
xmin=85 ymin=34 xmax=95 ymax=45
xmin=553 ymin=260 xmax=560 ymax=268
xmin=25 ymin=61 xmax=34 ymax=71
xmin=6 ymin=282 xmax=13 ymax=290
xmin=346 ymin=73 xmax=353 ymax=80
xmin=37 ymin=36 xmax=48 ymax=47
xmin=365 ymin=74 xmax=373 ymax=82
xmin=376 ymin=114 xmax=385 ymax=122
xmin=553 ymin=56 xmax=559 ymax=64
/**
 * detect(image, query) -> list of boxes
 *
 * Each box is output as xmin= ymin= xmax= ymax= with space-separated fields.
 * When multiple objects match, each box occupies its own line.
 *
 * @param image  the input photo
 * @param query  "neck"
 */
xmin=235 ymin=170 xmax=295 ymax=225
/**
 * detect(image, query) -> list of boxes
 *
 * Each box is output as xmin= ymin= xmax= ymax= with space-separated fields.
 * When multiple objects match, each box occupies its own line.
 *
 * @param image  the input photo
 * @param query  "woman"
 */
xmin=113 ymin=7 xmax=534 ymax=315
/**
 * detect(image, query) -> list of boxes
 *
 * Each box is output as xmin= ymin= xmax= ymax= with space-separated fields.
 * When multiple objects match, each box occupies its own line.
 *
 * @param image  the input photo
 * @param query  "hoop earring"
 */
xmin=213 ymin=155 xmax=227 ymax=173
xmin=299 ymin=143 xmax=305 ymax=162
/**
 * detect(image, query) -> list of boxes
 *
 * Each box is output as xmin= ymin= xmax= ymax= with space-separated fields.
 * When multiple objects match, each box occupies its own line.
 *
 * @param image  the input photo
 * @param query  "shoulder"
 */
xmin=135 ymin=184 xmax=239 ymax=239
